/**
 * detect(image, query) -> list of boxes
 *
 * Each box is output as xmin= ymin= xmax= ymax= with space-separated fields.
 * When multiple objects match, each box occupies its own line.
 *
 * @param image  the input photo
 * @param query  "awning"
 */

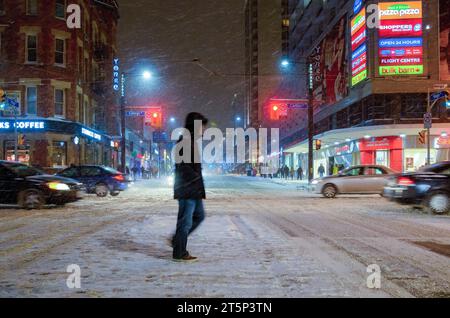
xmin=285 ymin=123 xmax=450 ymax=153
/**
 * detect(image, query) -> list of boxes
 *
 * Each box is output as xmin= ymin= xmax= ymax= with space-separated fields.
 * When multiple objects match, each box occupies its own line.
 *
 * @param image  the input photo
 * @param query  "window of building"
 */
xmin=55 ymin=0 xmax=65 ymax=19
xmin=55 ymin=38 xmax=65 ymax=65
xmin=52 ymin=141 xmax=67 ymax=167
xmin=0 ymin=0 xmax=5 ymax=15
xmin=26 ymin=0 xmax=38 ymax=15
xmin=26 ymin=86 xmax=37 ymax=115
xmin=54 ymin=88 xmax=65 ymax=117
xmin=26 ymin=35 xmax=37 ymax=63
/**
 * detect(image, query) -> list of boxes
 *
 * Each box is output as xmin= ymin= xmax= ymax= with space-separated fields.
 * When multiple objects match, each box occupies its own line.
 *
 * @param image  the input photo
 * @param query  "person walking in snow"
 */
xmin=171 ymin=112 xmax=208 ymax=262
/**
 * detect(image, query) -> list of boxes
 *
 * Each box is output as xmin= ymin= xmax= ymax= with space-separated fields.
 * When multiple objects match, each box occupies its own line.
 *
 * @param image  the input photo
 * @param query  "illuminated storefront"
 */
xmin=0 ymin=119 xmax=115 ymax=169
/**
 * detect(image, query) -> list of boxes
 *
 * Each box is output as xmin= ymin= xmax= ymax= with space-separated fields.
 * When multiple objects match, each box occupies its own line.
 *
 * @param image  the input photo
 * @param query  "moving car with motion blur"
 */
xmin=57 ymin=165 xmax=129 ymax=197
xmin=0 ymin=161 xmax=83 ymax=209
xmin=384 ymin=161 xmax=450 ymax=215
xmin=312 ymin=165 xmax=396 ymax=198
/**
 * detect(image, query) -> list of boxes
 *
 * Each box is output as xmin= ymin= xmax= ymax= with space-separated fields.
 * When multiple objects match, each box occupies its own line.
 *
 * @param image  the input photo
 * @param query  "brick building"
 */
xmin=0 ymin=0 xmax=120 ymax=169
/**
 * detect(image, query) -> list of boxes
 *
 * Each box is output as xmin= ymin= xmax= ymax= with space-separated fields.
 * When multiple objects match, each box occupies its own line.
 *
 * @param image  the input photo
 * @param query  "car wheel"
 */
xmin=95 ymin=184 xmax=109 ymax=197
xmin=110 ymin=191 xmax=120 ymax=197
xmin=322 ymin=184 xmax=337 ymax=199
xmin=19 ymin=189 xmax=45 ymax=210
xmin=427 ymin=192 xmax=450 ymax=215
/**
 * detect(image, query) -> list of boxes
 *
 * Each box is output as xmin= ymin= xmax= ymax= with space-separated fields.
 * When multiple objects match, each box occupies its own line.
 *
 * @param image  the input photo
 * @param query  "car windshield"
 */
xmin=420 ymin=163 xmax=450 ymax=174
xmin=4 ymin=163 xmax=44 ymax=177
xmin=103 ymin=167 xmax=121 ymax=175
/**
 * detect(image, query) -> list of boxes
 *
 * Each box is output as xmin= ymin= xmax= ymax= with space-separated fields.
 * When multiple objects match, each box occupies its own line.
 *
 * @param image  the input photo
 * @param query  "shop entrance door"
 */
xmin=375 ymin=150 xmax=389 ymax=167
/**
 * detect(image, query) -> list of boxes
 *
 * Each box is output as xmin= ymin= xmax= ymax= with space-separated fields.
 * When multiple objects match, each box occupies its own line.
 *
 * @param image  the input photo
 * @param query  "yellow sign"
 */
xmin=379 ymin=1 xmax=422 ymax=20
xmin=351 ymin=8 xmax=366 ymax=36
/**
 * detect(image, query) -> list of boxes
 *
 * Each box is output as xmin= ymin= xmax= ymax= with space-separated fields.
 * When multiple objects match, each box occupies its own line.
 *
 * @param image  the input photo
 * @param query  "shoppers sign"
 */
xmin=378 ymin=1 xmax=423 ymax=77
xmin=351 ymin=2 xmax=367 ymax=87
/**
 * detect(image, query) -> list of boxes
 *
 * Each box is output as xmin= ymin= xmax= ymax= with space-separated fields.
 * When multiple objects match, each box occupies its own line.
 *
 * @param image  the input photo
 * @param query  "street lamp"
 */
xmin=280 ymin=59 xmax=290 ymax=68
xmin=142 ymin=71 xmax=153 ymax=80
xmin=120 ymin=70 xmax=152 ymax=173
xmin=278 ymin=57 xmax=315 ymax=183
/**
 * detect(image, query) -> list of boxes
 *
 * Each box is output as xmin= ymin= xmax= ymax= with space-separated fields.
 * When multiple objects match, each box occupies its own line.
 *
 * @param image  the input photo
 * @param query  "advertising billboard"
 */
xmin=351 ymin=2 xmax=367 ymax=87
xmin=310 ymin=17 xmax=348 ymax=112
xmin=378 ymin=1 xmax=424 ymax=77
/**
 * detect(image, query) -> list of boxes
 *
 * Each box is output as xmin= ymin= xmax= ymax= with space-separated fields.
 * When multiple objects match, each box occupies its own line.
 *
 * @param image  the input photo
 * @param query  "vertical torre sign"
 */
xmin=351 ymin=0 xmax=368 ymax=86
xmin=378 ymin=1 xmax=424 ymax=76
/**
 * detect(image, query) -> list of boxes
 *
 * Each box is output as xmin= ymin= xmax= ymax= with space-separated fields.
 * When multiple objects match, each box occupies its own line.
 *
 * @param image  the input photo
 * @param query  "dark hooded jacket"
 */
xmin=174 ymin=113 xmax=207 ymax=200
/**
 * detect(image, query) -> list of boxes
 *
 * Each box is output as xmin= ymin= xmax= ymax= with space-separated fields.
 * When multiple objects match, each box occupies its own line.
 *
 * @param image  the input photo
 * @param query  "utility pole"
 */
xmin=307 ymin=60 xmax=314 ymax=183
xmin=120 ymin=73 xmax=126 ymax=173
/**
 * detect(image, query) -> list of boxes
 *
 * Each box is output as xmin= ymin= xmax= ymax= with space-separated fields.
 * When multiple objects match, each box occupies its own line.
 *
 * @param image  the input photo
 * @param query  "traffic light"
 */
xmin=270 ymin=104 xmax=280 ymax=121
xmin=0 ymin=88 xmax=6 ymax=110
xmin=419 ymin=130 xmax=427 ymax=144
xmin=145 ymin=110 xmax=163 ymax=129
xmin=315 ymin=139 xmax=322 ymax=150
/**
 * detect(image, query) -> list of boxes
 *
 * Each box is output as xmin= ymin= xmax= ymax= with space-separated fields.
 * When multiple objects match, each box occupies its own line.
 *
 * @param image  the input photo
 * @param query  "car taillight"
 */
xmin=113 ymin=174 xmax=125 ymax=182
xmin=397 ymin=177 xmax=415 ymax=186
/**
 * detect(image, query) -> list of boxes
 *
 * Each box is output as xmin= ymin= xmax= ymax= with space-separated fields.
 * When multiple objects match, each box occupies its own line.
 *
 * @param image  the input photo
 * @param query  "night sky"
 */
xmin=118 ymin=0 xmax=246 ymax=130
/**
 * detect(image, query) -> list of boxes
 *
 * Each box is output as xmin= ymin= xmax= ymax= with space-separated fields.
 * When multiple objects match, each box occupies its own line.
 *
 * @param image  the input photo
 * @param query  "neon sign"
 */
xmin=378 ymin=1 xmax=424 ymax=77
xmin=81 ymin=128 xmax=102 ymax=141
xmin=0 ymin=121 xmax=45 ymax=129
xmin=351 ymin=3 xmax=368 ymax=87
xmin=113 ymin=58 xmax=120 ymax=91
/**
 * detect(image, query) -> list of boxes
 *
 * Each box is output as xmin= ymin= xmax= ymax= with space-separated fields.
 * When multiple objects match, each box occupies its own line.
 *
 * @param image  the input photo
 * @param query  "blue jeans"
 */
xmin=173 ymin=199 xmax=205 ymax=259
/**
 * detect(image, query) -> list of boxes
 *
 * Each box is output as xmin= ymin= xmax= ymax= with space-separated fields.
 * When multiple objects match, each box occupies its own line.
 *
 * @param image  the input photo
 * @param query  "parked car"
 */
xmin=0 ymin=161 xmax=83 ymax=209
xmin=57 ymin=165 xmax=129 ymax=197
xmin=312 ymin=165 xmax=396 ymax=198
xmin=384 ymin=161 xmax=450 ymax=215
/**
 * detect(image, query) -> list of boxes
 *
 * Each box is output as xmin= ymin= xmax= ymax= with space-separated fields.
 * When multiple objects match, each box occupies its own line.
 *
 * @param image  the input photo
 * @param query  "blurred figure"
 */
xmin=297 ymin=166 xmax=303 ymax=180
xmin=318 ymin=164 xmax=325 ymax=178
xmin=172 ymin=112 xmax=208 ymax=262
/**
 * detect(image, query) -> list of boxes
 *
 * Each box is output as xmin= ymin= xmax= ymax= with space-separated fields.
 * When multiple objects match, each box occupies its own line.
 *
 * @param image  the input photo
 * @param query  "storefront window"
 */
xmin=404 ymin=149 xmax=437 ymax=172
xmin=52 ymin=141 xmax=67 ymax=167
xmin=375 ymin=150 xmax=389 ymax=167
xmin=4 ymin=140 xmax=30 ymax=164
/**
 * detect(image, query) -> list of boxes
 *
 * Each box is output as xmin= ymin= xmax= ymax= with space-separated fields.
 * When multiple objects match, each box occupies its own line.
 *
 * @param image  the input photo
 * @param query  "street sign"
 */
xmin=126 ymin=111 xmax=145 ymax=117
xmin=153 ymin=131 xmax=168 ymax=143
xmin=433 ymin=84 xmax=448 ymax=90
xmin=424 ymin=112 xmax=432 ymax=129
xmin=430 ymin=91 xmax=447 ymax=102
xmin=6 ymin=97 xmax=19 ymax=108
xmin=287 ymin=103 xmax=308 ymax=110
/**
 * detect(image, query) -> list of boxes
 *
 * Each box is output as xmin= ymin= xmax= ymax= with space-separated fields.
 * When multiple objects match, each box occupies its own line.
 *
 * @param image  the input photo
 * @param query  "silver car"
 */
xmin=312 ymin=165 xmax=396 ymax=198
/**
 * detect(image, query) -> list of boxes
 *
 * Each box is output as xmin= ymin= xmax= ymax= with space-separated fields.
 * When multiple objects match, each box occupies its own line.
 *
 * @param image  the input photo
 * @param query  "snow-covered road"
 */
xmin=0 ymin=175 xmax=449 ymax=298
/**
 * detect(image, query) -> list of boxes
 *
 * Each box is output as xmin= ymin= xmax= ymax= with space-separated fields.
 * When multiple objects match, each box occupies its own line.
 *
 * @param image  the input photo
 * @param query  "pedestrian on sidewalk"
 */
xmin=297 ymin=166 xmax=303 ymax=180
xmin=172 ymin=112 xmax=208 ymax=262
xmin=318 ymin=164 xmax=325 ymax=178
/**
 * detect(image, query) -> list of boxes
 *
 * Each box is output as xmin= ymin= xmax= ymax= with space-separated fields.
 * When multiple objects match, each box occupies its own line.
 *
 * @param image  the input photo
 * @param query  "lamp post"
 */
xmin=280 ymin=58 xmax=315 ymax=183
xmin=120 ymin=70 xmax=153 ymax=173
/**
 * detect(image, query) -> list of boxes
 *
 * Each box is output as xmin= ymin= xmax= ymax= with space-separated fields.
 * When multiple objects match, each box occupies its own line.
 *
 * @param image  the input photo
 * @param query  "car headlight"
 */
xmin=47 ymin=182 xmax=71 ymax=191
xmin=311 ymin=180 xmax=319 ymax=185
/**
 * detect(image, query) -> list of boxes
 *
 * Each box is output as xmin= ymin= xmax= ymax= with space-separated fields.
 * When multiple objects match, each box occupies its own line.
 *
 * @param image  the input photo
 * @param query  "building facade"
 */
xmin=0 ymin=0 xmax=120 ymax=170
xmin=278 ymin=0 xmax=450 ymax=178
xmin=244 ymin=0 xmax=288 ymax=129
